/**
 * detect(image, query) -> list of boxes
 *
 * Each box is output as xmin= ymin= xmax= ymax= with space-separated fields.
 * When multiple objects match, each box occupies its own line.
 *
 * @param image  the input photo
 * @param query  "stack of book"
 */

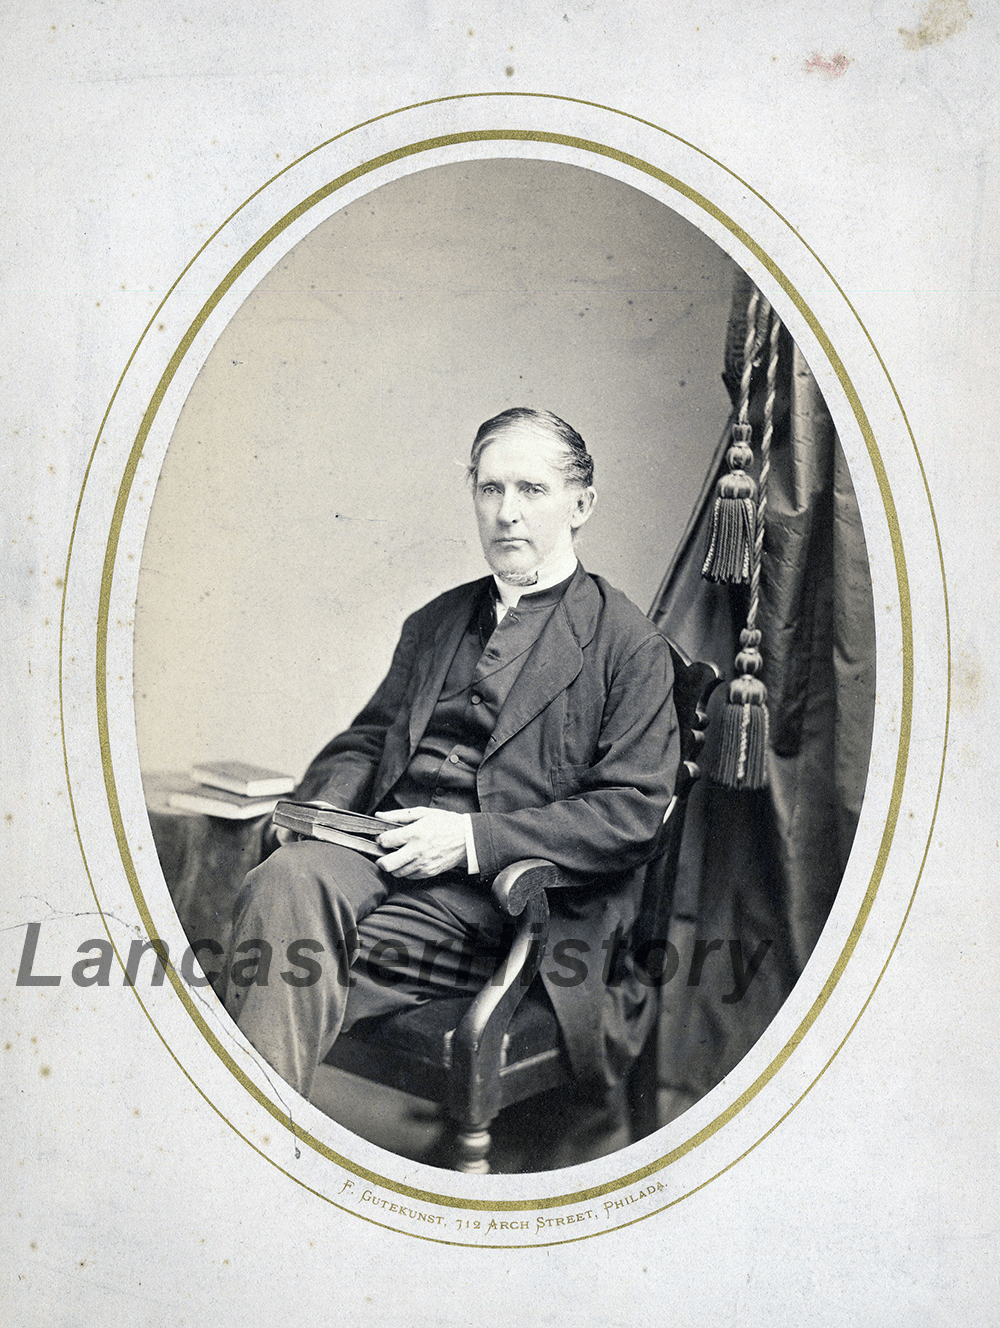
xmin=166 ymin=761 xmax=297 ymax=819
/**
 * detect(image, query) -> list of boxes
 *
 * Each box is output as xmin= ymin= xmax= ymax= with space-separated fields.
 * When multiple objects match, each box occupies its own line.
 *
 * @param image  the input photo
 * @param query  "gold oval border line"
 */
xmin=57 ymin=97 xmax=949 ymax=1245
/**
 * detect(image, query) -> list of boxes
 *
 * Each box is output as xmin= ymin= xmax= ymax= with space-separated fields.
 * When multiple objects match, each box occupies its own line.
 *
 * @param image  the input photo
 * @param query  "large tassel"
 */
xmin=714 ymin=630 xmax=769 ymax=790
xmin=703 ymin=280 xmax=764 ymax=586
xmin=702 ymin=424 xmax=757 ymax=583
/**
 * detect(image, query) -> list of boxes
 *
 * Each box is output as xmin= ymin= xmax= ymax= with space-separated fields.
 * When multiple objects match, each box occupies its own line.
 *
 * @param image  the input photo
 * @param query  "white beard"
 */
xmin=495 ymin=568 xmax=539 ymax=587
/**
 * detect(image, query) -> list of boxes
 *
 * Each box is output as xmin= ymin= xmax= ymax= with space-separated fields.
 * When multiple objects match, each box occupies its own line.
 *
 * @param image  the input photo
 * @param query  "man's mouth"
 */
xmin=495 ymin=537 xmax=527 ymax=546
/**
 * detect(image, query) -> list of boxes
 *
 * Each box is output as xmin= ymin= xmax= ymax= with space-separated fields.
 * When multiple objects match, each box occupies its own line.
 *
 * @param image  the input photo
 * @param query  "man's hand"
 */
xmin=374 ymin=807 xmax=468 ymax=880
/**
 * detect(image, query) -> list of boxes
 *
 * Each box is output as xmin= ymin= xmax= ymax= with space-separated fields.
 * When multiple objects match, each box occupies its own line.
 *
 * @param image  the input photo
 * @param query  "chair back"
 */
xmin=633 ymin=641 xmax=721 ymax=953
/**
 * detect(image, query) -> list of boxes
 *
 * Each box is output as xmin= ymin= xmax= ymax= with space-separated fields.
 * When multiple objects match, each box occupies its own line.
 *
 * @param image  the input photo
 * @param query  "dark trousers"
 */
xmin=224 ymin=840 xmax=511 ymax=1099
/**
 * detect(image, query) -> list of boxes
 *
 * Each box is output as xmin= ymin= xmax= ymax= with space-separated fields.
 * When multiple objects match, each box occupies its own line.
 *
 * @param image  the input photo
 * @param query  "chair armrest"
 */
xmin=491 ymin=857 xmax=566 ymax=917
xmin=449 ymin=859 xmax=558 ymax=1123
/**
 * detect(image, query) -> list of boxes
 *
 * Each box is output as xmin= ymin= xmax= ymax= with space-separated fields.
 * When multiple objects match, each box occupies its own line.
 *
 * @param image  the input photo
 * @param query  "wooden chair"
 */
xmin=323 ymin=642 xmax=721 ymax=1172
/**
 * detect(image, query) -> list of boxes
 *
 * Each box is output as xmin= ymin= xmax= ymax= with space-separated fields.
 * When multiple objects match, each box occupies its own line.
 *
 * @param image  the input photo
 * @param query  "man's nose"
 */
xmin=497 ymin=490 xmax=523 ymax=524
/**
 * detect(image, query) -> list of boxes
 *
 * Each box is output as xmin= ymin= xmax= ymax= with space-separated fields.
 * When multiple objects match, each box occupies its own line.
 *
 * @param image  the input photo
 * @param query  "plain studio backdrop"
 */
xmin=133 ymin=157 xmax=737 ymax=780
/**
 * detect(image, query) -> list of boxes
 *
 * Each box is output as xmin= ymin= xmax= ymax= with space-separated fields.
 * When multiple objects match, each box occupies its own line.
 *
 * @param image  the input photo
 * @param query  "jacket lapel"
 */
xmin=406 ymin=578 xmax=489 ymax=754
xmin=482 ymin=563 xmax=600 ymax=763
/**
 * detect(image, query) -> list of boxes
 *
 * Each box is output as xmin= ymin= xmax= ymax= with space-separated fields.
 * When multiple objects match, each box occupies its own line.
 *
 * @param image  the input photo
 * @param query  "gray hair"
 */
xmin=468 ymin=407 xmax=595 ymax=487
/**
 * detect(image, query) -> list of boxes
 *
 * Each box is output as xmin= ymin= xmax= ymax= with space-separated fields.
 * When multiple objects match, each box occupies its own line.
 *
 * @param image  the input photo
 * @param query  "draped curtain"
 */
xmin=648 ymin=272 xmax=877 ymax=1120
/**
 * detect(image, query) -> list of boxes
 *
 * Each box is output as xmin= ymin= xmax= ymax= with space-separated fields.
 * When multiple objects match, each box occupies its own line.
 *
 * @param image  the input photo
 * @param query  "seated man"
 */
xmin=225 ymin=407 xmax=679 ymax=1105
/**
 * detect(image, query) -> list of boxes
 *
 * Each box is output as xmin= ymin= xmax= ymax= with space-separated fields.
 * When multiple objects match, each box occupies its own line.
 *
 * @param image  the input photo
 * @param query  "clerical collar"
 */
xmin=492 ymin=553 xmax=579 ymax=610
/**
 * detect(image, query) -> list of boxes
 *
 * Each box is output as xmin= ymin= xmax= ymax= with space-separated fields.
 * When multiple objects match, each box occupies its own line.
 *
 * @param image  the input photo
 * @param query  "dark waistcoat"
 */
xmin=389 ymin=577 xmax=569 ymax=814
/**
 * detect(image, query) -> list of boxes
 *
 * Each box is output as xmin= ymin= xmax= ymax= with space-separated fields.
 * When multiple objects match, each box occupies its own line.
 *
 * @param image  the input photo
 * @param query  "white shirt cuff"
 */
xmin=463 ymin=814 xmax=480 ymax=875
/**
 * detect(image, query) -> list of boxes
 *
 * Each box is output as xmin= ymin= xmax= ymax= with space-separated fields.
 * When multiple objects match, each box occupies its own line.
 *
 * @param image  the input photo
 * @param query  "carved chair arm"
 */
xmin=491 ymin=857 xmax=567 ymax=917
xmin=449 ymin=859 xmax=562 ymax=1122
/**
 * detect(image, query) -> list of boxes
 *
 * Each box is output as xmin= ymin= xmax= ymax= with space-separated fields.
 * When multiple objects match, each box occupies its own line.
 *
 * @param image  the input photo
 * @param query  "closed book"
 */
xmin=271 ymin=801 xmax=387 ymax=856
xmin=167 ymin=781 xmax=280 ymax=819
xmin=189 ymin=760 xmax=296 ymax=798
xmin=272 ymin=801 xmax=388 ymax=837
xmin=307 ymin=826 xmax=385 ymax=859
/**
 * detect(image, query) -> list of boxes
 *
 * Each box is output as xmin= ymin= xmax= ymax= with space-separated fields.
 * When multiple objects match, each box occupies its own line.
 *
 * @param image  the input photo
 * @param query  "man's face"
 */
xmin=472 ymin=424 xmax=595 ymax=583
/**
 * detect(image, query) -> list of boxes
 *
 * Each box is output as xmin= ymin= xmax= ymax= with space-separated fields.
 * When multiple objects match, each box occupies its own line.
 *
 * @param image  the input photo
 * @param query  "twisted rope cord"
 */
xmin=714 ymin=286 xmax=779 ymax=789
xmin=746 ymin=304 xmax=779 ymax=632
xmin=736 ymin=286 xmax=760 ymax=429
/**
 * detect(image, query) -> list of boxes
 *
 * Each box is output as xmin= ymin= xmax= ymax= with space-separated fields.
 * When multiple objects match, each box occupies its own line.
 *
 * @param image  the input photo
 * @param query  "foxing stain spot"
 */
xmin=953 ymin=645 xmax=982 ymax=712
xmin=900 ymin=0 xmax=972 ymax=48
xmin=505 ymin=65 xmax=515 ymax=76
xmin=804 ymin=52 xmax=851 ymax=77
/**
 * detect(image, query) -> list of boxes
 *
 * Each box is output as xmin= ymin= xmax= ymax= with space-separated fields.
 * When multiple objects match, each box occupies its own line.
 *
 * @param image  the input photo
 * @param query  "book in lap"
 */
xmin=189 ymin=760 xmax=296 ymax=798
xmin=271 ymin=801 xmax=387 ymax=858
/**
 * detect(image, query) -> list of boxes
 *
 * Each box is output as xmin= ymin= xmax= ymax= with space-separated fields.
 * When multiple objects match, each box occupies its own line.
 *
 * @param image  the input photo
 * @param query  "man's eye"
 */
xmin=480 ymin=484 xmax=500 ymax=496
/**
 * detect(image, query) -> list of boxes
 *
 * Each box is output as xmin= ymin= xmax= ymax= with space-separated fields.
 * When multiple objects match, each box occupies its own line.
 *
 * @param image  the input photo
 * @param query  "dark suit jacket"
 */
xmin=296 ymin=563 xmax=680 ymax=1085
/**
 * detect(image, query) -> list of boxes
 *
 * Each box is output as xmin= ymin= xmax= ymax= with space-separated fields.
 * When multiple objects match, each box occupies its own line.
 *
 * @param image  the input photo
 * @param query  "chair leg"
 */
xmin=453 ymin=1124 xmax=491 ymax=1173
